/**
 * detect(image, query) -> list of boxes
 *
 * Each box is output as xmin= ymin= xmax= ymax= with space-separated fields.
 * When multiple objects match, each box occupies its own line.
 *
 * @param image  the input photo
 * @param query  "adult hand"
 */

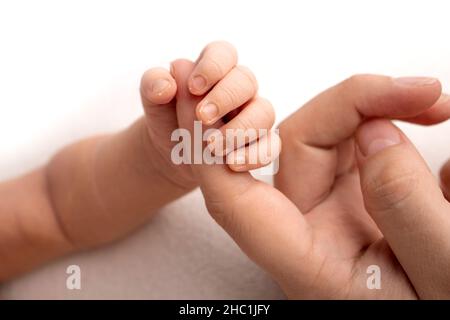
xmin=276 ymin=75 xmax=450 ymax=299
xmin=172 ymin=63 xmax=450 ymax=299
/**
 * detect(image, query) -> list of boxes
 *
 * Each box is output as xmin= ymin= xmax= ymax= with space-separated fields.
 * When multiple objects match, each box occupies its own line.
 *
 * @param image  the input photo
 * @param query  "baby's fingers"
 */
xmin=140 ymin=67 xmax=177 ymax=108
xmin=227 ymin=131 xmax=281 ymax=172
xmin=140 ymin=67 xmax=179 ymax=142
xmin=189 ymin=41 xmax=238 ymax=95
xmin=207 ymin=97 xmax=275 ymax=156
xmin=196 ymin=65 xmax=258 ymax=125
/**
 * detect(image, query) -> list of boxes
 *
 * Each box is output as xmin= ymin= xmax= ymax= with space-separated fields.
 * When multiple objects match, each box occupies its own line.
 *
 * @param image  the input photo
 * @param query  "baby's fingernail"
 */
xmin=199 ymin=102 xmax=219 ymax=124
xmin=393 ymin=76 xmax=438 ymax=87
xmin=357 ymin=120 xmax=402 ymax=157
xmin=151 ymin=79 xmax=170 ymax=95
xmin=191 ymin=75 xmax=207 ymax=92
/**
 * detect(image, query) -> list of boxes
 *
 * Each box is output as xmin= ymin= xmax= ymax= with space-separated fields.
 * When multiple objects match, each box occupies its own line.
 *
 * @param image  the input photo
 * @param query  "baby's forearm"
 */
xmin=0 ymin=118 xmax=194 ymax=281
xmin=46 ymin=118 xmax=196 ymax=247
xmin=0 ymin=168 xmax=72 ymax=281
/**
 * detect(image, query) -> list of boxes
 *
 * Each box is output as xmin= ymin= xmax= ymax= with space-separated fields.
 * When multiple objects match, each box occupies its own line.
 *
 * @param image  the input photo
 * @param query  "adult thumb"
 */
xmin=355 ymin=119 xmax=450 ymax=298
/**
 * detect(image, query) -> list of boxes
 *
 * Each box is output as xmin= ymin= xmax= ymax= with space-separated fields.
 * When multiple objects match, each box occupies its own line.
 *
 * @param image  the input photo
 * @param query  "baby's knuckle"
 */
xmin=203 ymin=57 xmax=226 ymax=79
xmin=234 ymin=115 xmax=255 ymax=132
xmin=257 ymin=97 xmax=276 ymax=125
xmin=216 ymin=83 xmax=240 ymax=107
xmin=236 ymin=65 xmax=258 ymax=91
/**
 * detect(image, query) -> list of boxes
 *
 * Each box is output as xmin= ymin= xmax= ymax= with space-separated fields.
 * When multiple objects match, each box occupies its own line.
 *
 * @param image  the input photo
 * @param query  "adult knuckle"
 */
xmin=343 ymin=74 xmax=368 ymax=89
xmin=226 ymin=185 xmax=262 ymax=237
xmin=363 ymin=166 xmax=418 ymax=213
xmin=340 ymin=74 xmax=371 ymax=101
xmin=278 ymin=119 xmax=295 ymax=142
xmin=205 ymin=196 xmax=229 ymax=227
xmin=339 ymin=74 xmax=376 ymax=113
xmin=205 ymin=185 xmax=254 ymax=237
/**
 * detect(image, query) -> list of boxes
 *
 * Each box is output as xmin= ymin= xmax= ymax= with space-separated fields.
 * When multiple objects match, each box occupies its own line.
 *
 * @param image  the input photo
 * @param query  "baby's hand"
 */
xmin=139 ymin=41 xmax=279 ymax=186
xmin=0 ymin=42 xmax=280 ymax=279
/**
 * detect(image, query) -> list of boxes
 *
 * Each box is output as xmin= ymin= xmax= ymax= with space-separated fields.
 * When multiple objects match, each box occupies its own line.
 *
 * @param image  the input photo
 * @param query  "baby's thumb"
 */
xmin=356 ymin=119 xmax=450 ymax=298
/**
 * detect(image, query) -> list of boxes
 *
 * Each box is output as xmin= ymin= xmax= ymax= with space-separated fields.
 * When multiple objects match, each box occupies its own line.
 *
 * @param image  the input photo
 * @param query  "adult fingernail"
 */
xmin=190 ymin=75 xmax=207 ymax=92
xmin=357 ymin=120 xmax=402 ymax=157
xmin=393 ymin=76 xmax=438 ymax=87
xmin=151 ymin=79 xmax=170 ymax=95
xmin=199 ymin=102 xmax=219 ymax=124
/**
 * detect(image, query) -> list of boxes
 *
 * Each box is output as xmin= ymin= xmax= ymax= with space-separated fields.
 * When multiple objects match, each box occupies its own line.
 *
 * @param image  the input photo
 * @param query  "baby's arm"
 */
xmin=0 ymin=117 xmax=189 ymax=281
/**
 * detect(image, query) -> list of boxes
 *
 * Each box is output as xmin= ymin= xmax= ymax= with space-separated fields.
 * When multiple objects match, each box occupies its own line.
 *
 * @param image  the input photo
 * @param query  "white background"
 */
xmin=0 ymin=0 xmax=449 ymax=299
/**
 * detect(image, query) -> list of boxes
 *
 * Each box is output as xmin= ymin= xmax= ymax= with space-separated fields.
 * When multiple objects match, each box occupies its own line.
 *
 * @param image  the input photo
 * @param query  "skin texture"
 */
xmin=275 ymin=76 xmax=450 ymax=299
xmin=0 ymin=42 xmax=278 ymax=281
xmin=442 ymin=158 xmax=450 ymax=201
xmin=170 ymin=63 xmax=450 ymax=299
xmin=1 ymin=43 xmax=450 ymax=299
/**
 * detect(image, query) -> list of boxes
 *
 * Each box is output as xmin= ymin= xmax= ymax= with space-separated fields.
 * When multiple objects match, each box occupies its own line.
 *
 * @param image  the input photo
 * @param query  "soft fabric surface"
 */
xmin=0 ymin=189 xmax=285 ymax=299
